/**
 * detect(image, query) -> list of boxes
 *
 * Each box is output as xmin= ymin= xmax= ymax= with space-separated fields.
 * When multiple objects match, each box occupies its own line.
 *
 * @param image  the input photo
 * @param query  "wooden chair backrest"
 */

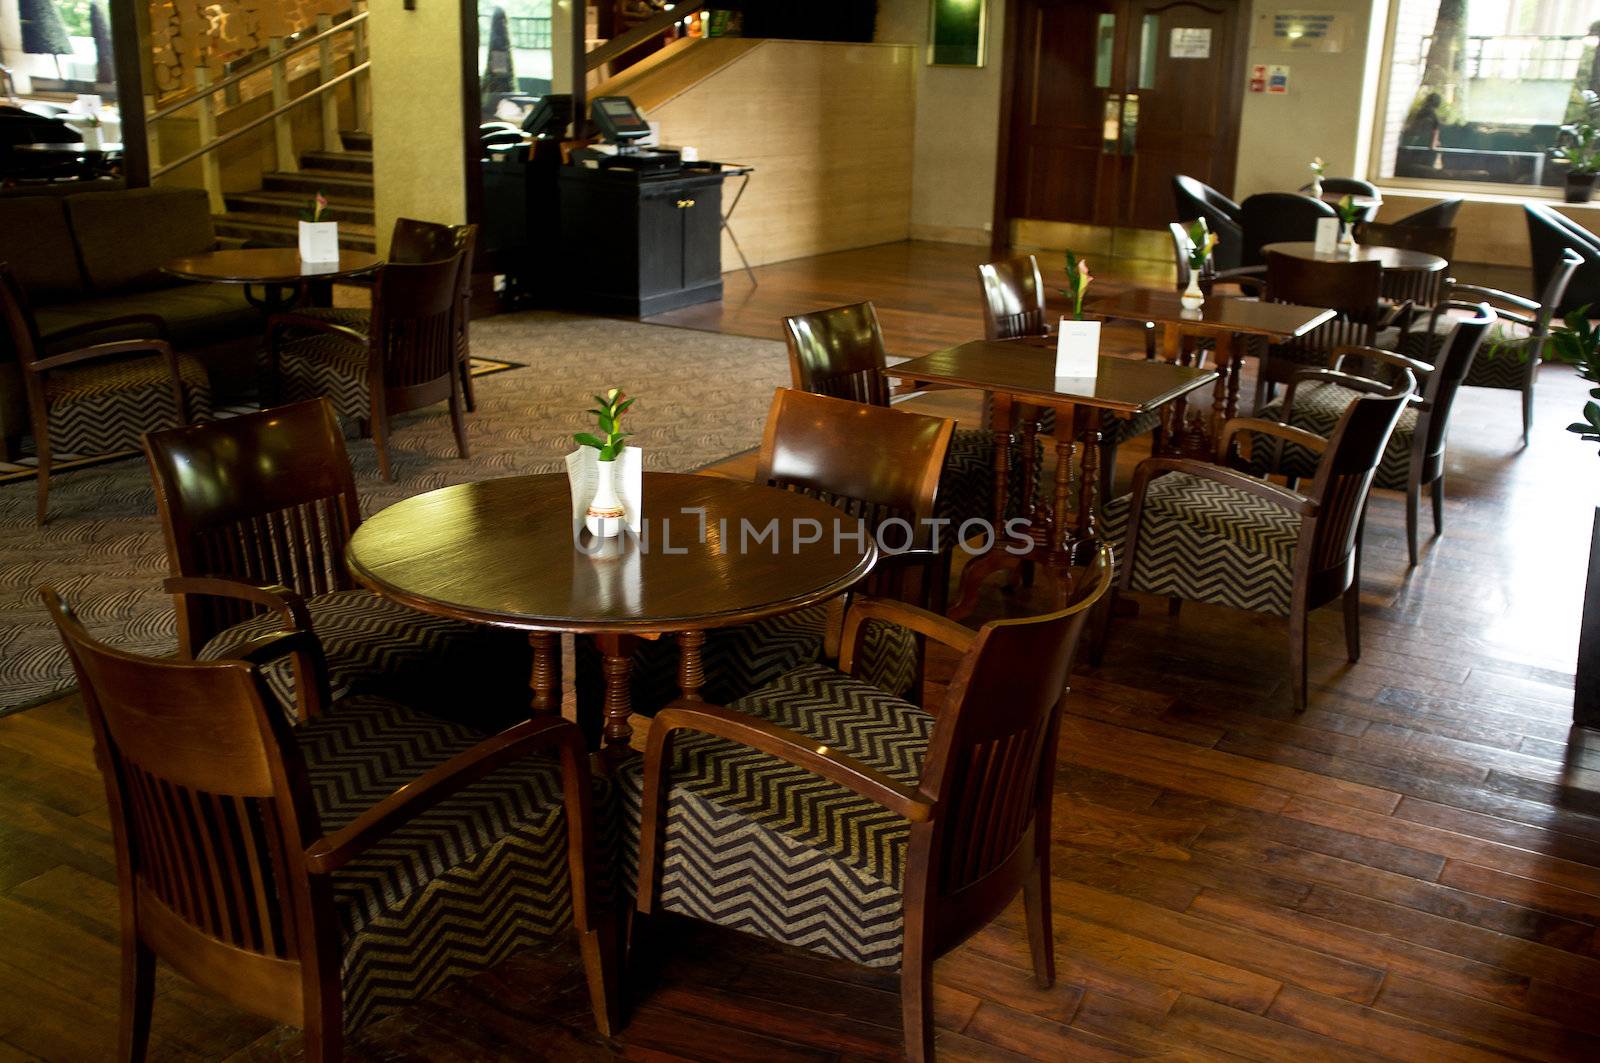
xmin=1266 ymin=251 xmax=1385 ymax=356
xmin=913 ymin=549 xmax=1113 ymax=940
xmin=1535 ymin=248 xmax=1583 ymax=334
xmin=977 ymin=255 xmax=1048 ymax=340
xmin=390 ymin=218 xmax=458 ymax=264
xmin=1353 ymin=222 xmax=1454 ymax=306
xmin=144 ymin=398 xmax=362 ymax=652
xmin=1301 ymin=372 xmax=1413 ymax=579
xmin=0 ymin=262 xmax=44 ymax=368
xmin=371 ymin=255 xmax=462 ymax=395
xmin=1416 ymin=302 xmax=1493 ymax=463
xmin=755 ymin=388 xmax=952 ymax=551
xmin=1396 ymin=198 xmax=1462 ymax=229
xmin=43 ymin=588 xmax=322 ymax=1026
xmin=782 ymin=301 xmax=892 ymax=407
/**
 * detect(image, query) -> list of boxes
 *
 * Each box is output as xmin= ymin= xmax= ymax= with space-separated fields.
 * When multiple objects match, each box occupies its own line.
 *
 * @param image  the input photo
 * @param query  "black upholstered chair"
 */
xmin=1173 ymin=175 xmax=1243 ymax=271
xmin=1395 ymin=199 xmax=1463 ymax=229
xmin=1525 ymin=203 xmax=1600 ymax=317
xmin=1239 ymin=193 xmax=1337 ymax=267
xmin=1253 ymin=304 xmax=1495 ymax=565
xmin=1299 ymin=177 xmax=1381 ymax=223
xmin=1096 ymin=373 xmax=1414 ymax=709
xmin=625 ymin=547 xmax=1113 ymax=1063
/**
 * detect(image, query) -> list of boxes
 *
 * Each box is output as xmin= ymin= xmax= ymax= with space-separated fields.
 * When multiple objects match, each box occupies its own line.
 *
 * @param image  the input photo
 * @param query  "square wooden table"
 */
xmin=886 ymin=336 xmax=1216 ymax=612
xmin=1088 ymin=289 xmax=1335 ymax=454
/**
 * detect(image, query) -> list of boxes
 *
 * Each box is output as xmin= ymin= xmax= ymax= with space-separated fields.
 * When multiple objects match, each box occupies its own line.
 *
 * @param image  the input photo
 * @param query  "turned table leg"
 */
xmin=677 ymin=630 xmax=706 ymax=702
xmin=992 ymin=392 xmax=1015 ymax=524
xmin=595 ymin=632 xmax=637 ymax=761
xmin=1209 ymin=332 xmax=1235 ymax=454
xmin=529 ymin=632 xmax=561 ymax=714
xmin=1076 ymin=405 xmax=1101 ymax=553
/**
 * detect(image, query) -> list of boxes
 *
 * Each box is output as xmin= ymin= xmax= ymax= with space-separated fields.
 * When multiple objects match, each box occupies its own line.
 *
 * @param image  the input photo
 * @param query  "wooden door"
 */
xmin=1003 ymin=0 xmax=1245 ymax=233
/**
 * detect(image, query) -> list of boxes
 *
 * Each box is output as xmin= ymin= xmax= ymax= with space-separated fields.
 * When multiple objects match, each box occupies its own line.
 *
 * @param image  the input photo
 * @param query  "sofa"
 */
xmin=0 ymin=186 xmax=260 ymax=449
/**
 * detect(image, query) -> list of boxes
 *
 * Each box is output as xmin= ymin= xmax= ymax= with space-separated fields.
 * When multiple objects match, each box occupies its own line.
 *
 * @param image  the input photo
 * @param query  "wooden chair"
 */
xmin=627 ymin=546 xmax=1113 ymax=1062
xmin=268 ymin=238 xmax=473 ymax=481
xmin=1389 ymin=249 xmax=1580 ymax=446
xmin=1251 ymin=251 xmax=1387 ymax=408
xmin=0 ymin=262 xmax=211 ymax=523
xmin=786 ymin=299 xmax=1038 ymax=526
xmin=42 ymin=587 xmax=617 ymax=1062
xmin=577 ymin=388 xmax=954 ymax=738
xmin=1095 ymin=372 xmax=1414 ymax=709
xmin=1525 ymin=203 xmax=1600 ymax=317
xmin=1254 ymin=304 xmax=1495 ymax=565
xmin=144 ymin=398 xmax=529 ymax=725
xmin=1353 ymin=220 xmax=1455 ymax=308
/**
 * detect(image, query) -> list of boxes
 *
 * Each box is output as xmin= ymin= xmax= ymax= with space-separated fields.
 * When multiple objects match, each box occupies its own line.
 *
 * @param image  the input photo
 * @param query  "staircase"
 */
xmin=213 ymin=130 xmax=375 ymax=252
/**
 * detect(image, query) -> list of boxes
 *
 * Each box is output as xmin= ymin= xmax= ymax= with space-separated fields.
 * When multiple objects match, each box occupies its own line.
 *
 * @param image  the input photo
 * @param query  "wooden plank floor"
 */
xmin=4 ymin=240 xmax=1600 ymax=1061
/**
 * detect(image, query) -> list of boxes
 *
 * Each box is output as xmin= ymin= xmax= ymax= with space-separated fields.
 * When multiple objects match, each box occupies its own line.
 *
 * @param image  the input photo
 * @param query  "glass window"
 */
xmin=1138 ymin=14 xmax=1159 ymax=90
xmin=1094 ymin=14 xmax=1115 ymax=89
xmin=479 ymin=0 xmax=555 ymax=122
xmin=1377 ymin=0 xmax=1600 ymax=190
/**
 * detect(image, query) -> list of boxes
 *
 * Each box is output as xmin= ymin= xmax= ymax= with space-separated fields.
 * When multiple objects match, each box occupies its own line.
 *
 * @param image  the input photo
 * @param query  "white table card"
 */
xmin=298 ymin=221 xmax=340 ymax=264
xmin=1056 ymin=318 xmax=1101 ymax=381
xmin=1313 ymin=216 xmax=1340 ymax=255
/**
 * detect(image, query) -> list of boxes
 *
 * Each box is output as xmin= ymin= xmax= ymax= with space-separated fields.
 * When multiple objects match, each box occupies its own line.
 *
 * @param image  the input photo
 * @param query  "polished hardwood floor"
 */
xmin=3 ymin=241 xmax=1599 ymax=1061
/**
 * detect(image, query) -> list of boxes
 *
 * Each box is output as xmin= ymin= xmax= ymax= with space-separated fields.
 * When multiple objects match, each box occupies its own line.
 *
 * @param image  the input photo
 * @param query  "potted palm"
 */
xmin=1548 ymin=309 xmax=1600 ymax=726
xmin=1553 ymin=90 xmax=1600 ymax=204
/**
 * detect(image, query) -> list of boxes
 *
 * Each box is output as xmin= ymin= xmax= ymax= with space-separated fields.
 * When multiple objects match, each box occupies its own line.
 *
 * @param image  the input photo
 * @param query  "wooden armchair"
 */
xmin=627 ymin=546 xmax=1113 ymax=1062
xmin=1095 ymin=373 xmax=1414 ymax=709
xmin=144 ymin=398 xmax=529 ymax=725
xmin=1254 ymin=304 xmax=1495 ymax=565
xmin=0 ymin=263 xmax=210 ymax=522
xmin=1254 ymin=251 xmax=1391 ymax=409
xmin=1353 ymin=220 xmax=1456 ymax=308
xmin=268 ymin=241 xmax=473 ymax=482
xmin=43 ymin=587 xmax=617 ymax=1062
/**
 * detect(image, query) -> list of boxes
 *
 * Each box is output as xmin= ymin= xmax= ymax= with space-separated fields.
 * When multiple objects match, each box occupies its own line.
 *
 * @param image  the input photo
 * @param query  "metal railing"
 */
xmin=1416 ymin=33 xmax=1589 ymax=83
xmin=479 ymin=15 xmax=553 ymax=51
xmin=148 ymin=6 xmax=370 ymax=211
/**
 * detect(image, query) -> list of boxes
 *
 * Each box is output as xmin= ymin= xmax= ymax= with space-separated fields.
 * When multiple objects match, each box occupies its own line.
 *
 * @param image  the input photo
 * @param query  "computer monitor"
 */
xmin=522 ymin=94 xmax=573 ymax=138
xmin=590 ymin=96 xmax=652 ymax=145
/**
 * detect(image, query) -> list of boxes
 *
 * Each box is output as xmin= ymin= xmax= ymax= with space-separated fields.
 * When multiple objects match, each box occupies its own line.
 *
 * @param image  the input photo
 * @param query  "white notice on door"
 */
xmin=1170 ymin=28 xmax=1211 ymax=59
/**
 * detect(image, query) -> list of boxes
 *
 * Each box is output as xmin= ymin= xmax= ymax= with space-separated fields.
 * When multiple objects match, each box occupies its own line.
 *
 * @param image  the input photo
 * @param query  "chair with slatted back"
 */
xmin=0 ymin=262 xmax=212 ymax=523
xmin=144 ymin=398 xmax=530 ymax=727
xmin=1353 ymin=220 xmax=1455 ymax=309
xmin=269 ymin=238 xmax=473 ymax=481
xmin=1096 ymin=373 xmax=1413 ymax=710
xmin=624 ymin=545 xmax=1112 ymax=1063
xmin=1253 ymin=304 xmax=1495 ymax=565
xmin=786 ymin=299 xmax=1039 ymax=528
xmin=43 ymin=588 xmax=617 ymax=1062
xmin=577 ymin=388 xmax=952 ymax=742
xmin=1253 ymin=251 xmax=1387 ymax=408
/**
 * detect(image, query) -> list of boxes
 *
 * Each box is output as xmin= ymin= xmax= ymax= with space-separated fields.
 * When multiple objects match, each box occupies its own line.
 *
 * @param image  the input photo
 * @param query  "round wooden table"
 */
xmin=162 ymin=248 xmax=383 ymax=310
xmin=1261 ymin=241 xmax=1446 ymax=274
xmin=346 ymin=471 xmax=878 ymax=756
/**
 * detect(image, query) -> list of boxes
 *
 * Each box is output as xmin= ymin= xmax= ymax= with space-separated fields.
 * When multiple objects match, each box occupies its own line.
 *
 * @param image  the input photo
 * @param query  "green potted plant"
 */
xmin=1335 ymin=194 xmax=1362 ymax=250
xmin=573 ymin=388 xmax=634 ymax=538
xmin=1181 ymin=218 xmax=1217 ymax=309
xmin=1308 ymin=156 xmax=1326 ymax=199
xmin=1547 ymin=308 xmax=1600 ymax=726
xmin=1055 ymin=252 xmax=1099 ymax=376
xmin=1553 ymin=90 xmax=1600 ymax=204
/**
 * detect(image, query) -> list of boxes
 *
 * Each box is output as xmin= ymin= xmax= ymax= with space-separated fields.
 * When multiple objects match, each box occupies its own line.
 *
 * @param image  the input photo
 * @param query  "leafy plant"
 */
xmin=299 ymin=191 xmax=329 ymax=223
xmin=1553 ymin=90 xmax=1600 ymax=176
xmin=1546 ymin=307 xmax=1600 ymax=451
xmin=1309 ymin=156 xmax=1325 ymax=179
xmin=575 ymin=388 xmax=633 ymax=461
xmin=1185 ymin=218 xmax=1217 ymax=272
xmin=1335 ymin=194 xmax=1362 ymax=227
xmin=1061 ymin=251 xmax=1093 ymax=320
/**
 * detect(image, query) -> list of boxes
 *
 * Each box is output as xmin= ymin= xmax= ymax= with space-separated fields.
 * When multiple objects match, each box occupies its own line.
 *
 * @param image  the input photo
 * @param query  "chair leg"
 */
xmin=1521 ymin=383 xmax=1534 ymax=447
xmin=577 ymin=917 xmax=621 ymax=1038
xmin=900 ymin=949 xmax=935 ymax=1063
xmin=460 ymin=354 xmax=477 ymax=413
xmin=1431 ymin=474 xmax=1445 ymax=537
xmin=119 ymin=936 xmax=154 ymax=1063
xmin=34 ymin=431 xmax=51 ymax=525
xmin=1143 ymin=321 xmax=1156 ymax=360
xmin=448 ymin=375 xmax=470 ymax=460
xmin=1289 ymin=605 xmax=1308 ymax=712
xmin=1023 ymin=855 xmax=1055 ymax=989
xmin=1405 ymin=481 xmax=1421 ymax=567
xmin=1098 ymin=437 xmax=1119 ymax=501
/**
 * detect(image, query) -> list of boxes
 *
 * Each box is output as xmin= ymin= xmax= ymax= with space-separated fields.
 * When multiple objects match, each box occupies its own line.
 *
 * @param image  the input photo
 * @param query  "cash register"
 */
xmin=572 ymin=95 xmax=684 ymax=174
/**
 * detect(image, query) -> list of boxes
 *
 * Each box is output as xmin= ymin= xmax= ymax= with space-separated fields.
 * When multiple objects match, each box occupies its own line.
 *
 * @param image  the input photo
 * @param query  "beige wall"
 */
xmin=369 ymin=3 xmax=467 ymax=254
xmin=876 ymin=0 xmax=1006 ymax=246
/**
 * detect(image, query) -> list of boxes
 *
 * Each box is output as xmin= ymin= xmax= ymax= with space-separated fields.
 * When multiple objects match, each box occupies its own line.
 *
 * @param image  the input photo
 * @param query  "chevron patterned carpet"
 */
xmin=0 ymin=313 xmax=792 ymax=713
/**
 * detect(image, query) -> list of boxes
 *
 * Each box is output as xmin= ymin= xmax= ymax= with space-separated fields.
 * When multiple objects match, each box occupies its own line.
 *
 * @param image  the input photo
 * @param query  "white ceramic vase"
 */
xmin=1310 ymin=177 xmax=1324 ymax=198
xmin=1180 ymin=271 xmax=1205 ymax=310
xmin=585 ymin=460 xmax=625 ymax=538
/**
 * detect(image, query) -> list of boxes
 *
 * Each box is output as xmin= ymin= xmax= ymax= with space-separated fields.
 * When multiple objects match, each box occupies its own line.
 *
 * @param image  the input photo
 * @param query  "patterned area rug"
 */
xmin=0 ymin=313 xmax=791 ymax=713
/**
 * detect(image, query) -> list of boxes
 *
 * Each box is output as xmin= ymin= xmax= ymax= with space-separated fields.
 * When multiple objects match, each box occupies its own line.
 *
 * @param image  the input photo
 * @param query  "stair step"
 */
xmin=300 ymin=149 xmax=372 ymax=175
xmin=212 ymin=211 xmax=376 ymax=253
xmin=339 ymin=129 xmax=371 ymax=152
xmin=223 ymin=190 xmax=373 ymax=225
xmin=260 ymin=169 xmax=373 ymax=200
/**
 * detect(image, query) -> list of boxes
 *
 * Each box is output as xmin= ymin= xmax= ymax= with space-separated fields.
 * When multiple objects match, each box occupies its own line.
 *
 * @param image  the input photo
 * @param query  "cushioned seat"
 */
xmin=1100 ymin=471 xmax=1300 ymax=617
xmin=617 ymin=662 xmax=933 ymax=968
xmin=278 ymin=331 xmax=370 ymax=422
xmin=199 ymin=589 xmax=531 ymax=731
xmin=298 ymin=695 xmax=609 ymax=1029
xmin=41 ymin=350 xmax=211 ymax=455
xmin=1252 ymin=381 xmax=1415 ymax=490
xmin=34 ymin=282 xmax=259 ymax=352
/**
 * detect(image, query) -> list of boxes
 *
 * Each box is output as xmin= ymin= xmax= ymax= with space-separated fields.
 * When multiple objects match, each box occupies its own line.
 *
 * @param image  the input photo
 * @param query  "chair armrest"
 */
xmin=267 ymin=312 xmax=367 ymax=347
xmin=304 ymin=715 xmax=590 ymax=874
xmin=1329 ymin=344 xmax=1432 ymax=377
xmin=1447 ymin=282 xmax=1539 ymax=316
xmin=1218 ymin=418 xmax=1328 ymax=462
xmin=1376 ymin=298 xmax=1415 ymax=332
xmin=647 ymin=700 xmax=934 ymax=823
xmin=1283 ymin=371 xmax=1389 ymax=418
xmin=1132 ymin=456 xmax=1318 ymax=517
xmin=211 ymin=628 xmax=332 ymax=721
xmin=839 ymin=594 xmax=976 ymax=676
xmin=27 ymin=338 xmax=176 ymax=374
xmin=41 ymin=313 xmax=170 ymax=346
xmin=162 ymin=575 xmax=313 ymax=631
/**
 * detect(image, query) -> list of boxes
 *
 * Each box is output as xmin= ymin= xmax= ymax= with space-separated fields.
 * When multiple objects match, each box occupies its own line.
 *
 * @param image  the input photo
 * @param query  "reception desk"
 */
xmin=558 ymin=164 xmax=727 ymax=316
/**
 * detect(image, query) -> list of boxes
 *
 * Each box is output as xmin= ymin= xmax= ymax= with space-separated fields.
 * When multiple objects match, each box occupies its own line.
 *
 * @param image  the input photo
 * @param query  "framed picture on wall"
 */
xmin=928 ymin=0 xmax=986 ymax=67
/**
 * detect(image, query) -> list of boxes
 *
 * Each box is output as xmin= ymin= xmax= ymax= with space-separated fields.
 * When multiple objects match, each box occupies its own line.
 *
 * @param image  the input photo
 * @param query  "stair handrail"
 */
xmin=585 ymin=0 xmax=708 ymax=72
xmin=148 ymin=10 xmax=368 ymax=124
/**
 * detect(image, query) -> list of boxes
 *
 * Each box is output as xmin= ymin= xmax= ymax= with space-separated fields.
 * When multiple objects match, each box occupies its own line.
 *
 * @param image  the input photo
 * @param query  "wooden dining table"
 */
xmin=162 ymin=247 xmax=383 ymax=311
xmin=1261 ymin=240 xmax=1446 ymax=275
xmin=885 ymin=337 xmax=1215 ymax=613
xmin=345 ymin=471 xmax=877 ymax=760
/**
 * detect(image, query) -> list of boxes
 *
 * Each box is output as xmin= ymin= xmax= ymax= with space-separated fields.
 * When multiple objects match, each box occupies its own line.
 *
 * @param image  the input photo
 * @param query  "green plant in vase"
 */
xmin=1181 ymin=218 xmax=1218 ymax=308
xmin=1308 ymin=156 xmax=1326 ymax=198
xmin=1061 ymin=251 xmax=1093 ymax=320
xmin=1554 ymin=90 xmax=1600 ymax=204
xmin=575 ymin=388 xmax=633 ymax=536
xmin=1335 ymin=195 xmax=1362 ymax=249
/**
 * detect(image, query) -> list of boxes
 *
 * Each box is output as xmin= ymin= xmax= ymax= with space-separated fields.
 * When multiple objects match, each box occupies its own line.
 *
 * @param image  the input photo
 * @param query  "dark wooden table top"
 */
xmin=162 ymin=248 xmax=383 ymax=285
xmin=1087 ymin=289 xmax=1336 ymax=340
xmin=346 ymin=472 xmax=877 ymax=634
xmin=885 ymin=336 xmax=1217 ymax=415
xmin=1262 ymin=241 xmax=1447 ymax=272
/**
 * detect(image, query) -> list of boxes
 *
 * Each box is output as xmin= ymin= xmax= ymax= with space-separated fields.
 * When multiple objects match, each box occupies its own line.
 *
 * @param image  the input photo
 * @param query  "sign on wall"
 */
xmin=1170 ymin=27 xmax=1212 ymax=59
xmin=1253 ymin=11 xmax=1346 ymax=53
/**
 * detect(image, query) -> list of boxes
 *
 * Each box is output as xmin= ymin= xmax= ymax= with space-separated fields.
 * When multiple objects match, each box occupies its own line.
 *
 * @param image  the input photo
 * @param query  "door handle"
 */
xmin=1121 ymin=93 xmax=1139 ymax=156
xmin=1101 ymin=94 xmax=1123 ymax=155
xmin=677 ymin=198 xmax=696 ymax=209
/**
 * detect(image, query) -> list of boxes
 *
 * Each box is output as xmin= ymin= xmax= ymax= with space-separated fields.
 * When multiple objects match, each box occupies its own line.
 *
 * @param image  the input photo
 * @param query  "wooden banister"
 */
xmin=585 ymin=1 xmax=708 ymax=71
